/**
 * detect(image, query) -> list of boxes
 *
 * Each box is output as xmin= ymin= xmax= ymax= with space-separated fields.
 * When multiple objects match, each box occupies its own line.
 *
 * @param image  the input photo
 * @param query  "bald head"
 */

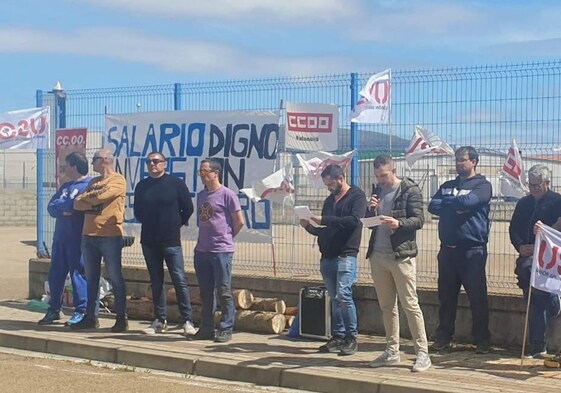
xmin=94 ymin=149 xmax=114 ymax=163
xmin=92 ymin=148 xmax=116 ymax=176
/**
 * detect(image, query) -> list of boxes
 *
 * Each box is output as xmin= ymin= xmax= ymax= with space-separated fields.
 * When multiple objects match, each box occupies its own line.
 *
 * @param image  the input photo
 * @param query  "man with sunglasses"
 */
xmin=428 ymin=146 xmax=492 ymax=354
xmin=190 ymin=158 xmax=244 ymax=343
xmin=510 ymin=164 xmax=561 ymax=358
xmin=72 ymin=149 xmax=128 ymax=332
xmin=133 ymin=152 xmax=196 ymax=336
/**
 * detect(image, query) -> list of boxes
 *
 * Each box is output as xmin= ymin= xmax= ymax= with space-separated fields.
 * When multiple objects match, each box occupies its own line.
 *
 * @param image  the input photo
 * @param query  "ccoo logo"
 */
xmin=368 ymin=81 xmax=390 ymax=105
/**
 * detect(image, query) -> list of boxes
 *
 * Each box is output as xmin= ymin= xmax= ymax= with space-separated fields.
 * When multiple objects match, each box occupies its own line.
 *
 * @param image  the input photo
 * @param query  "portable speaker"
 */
xmin=299 ymin=286 xmax=331 ymax=340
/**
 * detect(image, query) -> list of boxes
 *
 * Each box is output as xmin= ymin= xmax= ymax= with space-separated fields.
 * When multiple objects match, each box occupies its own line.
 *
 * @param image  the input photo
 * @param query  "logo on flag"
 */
xmin=0 ymin=107 xmax=50 ymax=150
xmin=405 ymin=125 xmax=455 ymax=168
xmin=531 ymin=224 xmax=561 ymax=295
xmin=499 ymin=139 xmax=527 ymax=199
xmin=349 ymin=69 xmax=391 ymax=124
xmin=296 ymin=150 xmax=356 ymax=189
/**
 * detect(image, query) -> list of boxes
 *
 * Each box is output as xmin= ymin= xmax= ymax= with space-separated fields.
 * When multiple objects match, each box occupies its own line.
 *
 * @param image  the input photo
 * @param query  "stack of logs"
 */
xmin=111 ymin=286 xmax=298 ymax=334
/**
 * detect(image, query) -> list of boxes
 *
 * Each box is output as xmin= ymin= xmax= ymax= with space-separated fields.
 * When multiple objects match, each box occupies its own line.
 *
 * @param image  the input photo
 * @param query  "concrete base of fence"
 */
xmin=29 ymin=258 xmax=561 ymax=351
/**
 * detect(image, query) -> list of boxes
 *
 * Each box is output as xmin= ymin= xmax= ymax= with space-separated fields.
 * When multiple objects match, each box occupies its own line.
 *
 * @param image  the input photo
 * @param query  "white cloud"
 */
xmin=0 ymin=27 xmax=354 ymax=76
xmin=71 ymin=0 xmax=356 ymax=22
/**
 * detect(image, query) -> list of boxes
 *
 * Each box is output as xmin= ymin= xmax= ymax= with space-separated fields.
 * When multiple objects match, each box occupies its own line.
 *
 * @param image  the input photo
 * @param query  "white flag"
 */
xmin=349 ymin=69 xmax=390 ymax=124
xmin=499 ymin=139 xmax=528 ymax=199
xmin=405 ymin=125 xmax=455 ymax=168
xmin=240 ymin=163 xmax=294 ymax=204
xmin=296 ymin=150 xmax=356 ymax=189
xmin=531 ymin=224 xmax=561 ymax=295
xmin=0 ymin=107 xmax=50 ymax=149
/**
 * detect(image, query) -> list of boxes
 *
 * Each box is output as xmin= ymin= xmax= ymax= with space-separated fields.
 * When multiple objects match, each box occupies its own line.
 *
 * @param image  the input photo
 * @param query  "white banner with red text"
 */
xmin=284 ymin=102 xmax=339 ymax=152
xmin=0 ymin=107 xmax=50 ymax=150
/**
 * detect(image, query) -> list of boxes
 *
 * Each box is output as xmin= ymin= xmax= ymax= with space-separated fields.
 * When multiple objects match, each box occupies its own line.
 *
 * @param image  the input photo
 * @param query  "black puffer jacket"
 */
xmin=365 ymin=177 xmax=424 ymax=259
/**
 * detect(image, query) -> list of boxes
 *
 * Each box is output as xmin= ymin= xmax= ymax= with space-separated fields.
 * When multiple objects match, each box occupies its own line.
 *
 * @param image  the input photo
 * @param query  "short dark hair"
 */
xmin=147 ymin=151 xmax=166 ymax=160
xmin=201 ymin=158 xmax=222 ymax=175
xmin=65 ymin=152 xmax=88 ymax=175
xmin=373 ymin=154 xmax=395 ymax=169
xmin=456 ymin=146 xmax=479 ymax=165
xmin=321 ymin=164 xmax=345 ymax=179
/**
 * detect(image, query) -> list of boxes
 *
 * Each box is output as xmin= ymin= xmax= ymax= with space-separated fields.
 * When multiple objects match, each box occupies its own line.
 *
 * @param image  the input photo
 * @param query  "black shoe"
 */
xmin=214 ymin=330 xmax=232 ymax=343
xmin=38 ymin=309 xmax=63 ymax=325
xmin=187 ymin=330 xmax=215 ymax=341
xmin=430 ymin=339 xmax=452 ymax=352
xmin=69 ymin=316 xmax=99 ymax=330
xmin=339 ymin=336 xmax=358 ymax=356
xmin=111 ymin=315 xmax=129 ymax=333
xmin=475 ymin=341 xmax=490 ymax=354
xmin=318 ymin=336 xmax=344 ymax=353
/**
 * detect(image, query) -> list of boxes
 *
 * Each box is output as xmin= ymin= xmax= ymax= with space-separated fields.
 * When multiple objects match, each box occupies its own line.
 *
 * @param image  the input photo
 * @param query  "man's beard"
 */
xmin=331 ymin=183 xmax=343 ymax=195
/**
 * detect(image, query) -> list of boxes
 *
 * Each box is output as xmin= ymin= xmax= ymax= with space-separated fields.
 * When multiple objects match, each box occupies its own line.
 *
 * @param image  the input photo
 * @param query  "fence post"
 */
xmin=36 ymin=89 xmax=46 ymax=257
xmin=350 ymin=73 xmax=359 ymax=186
xmin=174 ymin=83 xmax=182 ymax=110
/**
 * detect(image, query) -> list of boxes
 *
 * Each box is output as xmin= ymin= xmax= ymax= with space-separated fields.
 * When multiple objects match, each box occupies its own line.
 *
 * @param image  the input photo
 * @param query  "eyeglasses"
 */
xmin=91 ymin=157 xmax=104 ymax=164
xmin=527 ymin=181 xmax=546 ymax=189
xmin=146 ymin=159 xmax=165 ymax=165
xmin=198 ymin=168 xmax=216 ymax=176
xmin=455 ymin=157 xmax=471 ymax=163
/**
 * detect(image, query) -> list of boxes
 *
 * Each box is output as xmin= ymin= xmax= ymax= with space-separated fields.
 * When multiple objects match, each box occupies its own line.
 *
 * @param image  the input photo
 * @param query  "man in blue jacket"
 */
xmin=300 ymin=164 xmax=367 ymax=356
xmin=39 ymin=151 xmax=91 ymax=326
xmin=428 ymin=146 xmax=492 ymax=354
xmin=510 ymin=164 xmax=561 ymax=358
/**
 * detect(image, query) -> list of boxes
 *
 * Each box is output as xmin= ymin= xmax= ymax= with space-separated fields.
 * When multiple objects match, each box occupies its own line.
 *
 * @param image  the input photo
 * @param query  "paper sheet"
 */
xmin=294 ymin=206 xmax=325 ymax=228
xmin=360 ymin=216 xmax=384 ymax=227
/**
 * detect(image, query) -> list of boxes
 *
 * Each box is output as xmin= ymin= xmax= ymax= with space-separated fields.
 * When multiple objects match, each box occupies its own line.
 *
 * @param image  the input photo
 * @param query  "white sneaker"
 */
xmin=369 ymin=349 xmax=400 ymax=368
xmin=183 ymin=320 xmax=197 ymax=336
xmin=142 ymin=319 xmax=167 ymax=335
xmin=411 ymin=351 xmax=432 ymax=372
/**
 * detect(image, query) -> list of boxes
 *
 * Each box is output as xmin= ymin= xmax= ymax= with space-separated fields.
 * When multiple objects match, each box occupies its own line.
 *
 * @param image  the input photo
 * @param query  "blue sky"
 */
xmin=2 ymin=0 xmax=561 ymax=112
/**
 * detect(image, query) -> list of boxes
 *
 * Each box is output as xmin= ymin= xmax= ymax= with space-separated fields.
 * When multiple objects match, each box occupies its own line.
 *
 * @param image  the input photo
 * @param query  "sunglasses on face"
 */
xmin=91 ymin=157 xmax=105 ymax=164
xmin=146 ymin=158 xmax=165 ymax=165
xmin=198 ymin=168 xmax=216 ymax=176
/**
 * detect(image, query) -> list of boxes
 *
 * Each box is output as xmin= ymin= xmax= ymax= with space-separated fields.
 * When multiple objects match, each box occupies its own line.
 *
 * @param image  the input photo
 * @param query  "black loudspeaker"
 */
xmin=299 ymin=286 xmax=331 ymax=340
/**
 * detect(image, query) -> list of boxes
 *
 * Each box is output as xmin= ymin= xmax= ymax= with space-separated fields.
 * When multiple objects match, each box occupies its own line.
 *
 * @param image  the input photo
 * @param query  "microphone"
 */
xmin=369 ymin=184 xmax=378 ymax=213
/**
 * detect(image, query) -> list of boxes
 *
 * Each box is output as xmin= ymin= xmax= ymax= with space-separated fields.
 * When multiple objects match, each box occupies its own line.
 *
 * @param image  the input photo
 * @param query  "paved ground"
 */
xmin=0 ymin=348 xmax=309 ymax=393
xmin=0 ymin=226 xmax=36 ymax=301
xmin=1 ymin=300 xmax=561 ymax=393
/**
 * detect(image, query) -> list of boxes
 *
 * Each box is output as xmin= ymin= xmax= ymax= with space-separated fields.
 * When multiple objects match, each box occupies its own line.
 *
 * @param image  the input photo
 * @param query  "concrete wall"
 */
xmin=0 ymin=190 xmax=36 ymax=226
xmin=29 ymin=258 xmax=561 ymax=351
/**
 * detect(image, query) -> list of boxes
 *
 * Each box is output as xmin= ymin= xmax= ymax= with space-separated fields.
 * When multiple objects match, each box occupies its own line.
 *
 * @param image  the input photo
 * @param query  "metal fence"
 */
xmin=36 ymin=61 xmax=561 ymax=291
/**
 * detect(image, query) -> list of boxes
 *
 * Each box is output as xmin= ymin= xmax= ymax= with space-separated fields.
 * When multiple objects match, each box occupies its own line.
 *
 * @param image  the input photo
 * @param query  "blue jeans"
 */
xmin=48 ymin=239 xmax=87 ymax=313
xmin=320 ymin=255 xmax=358 ymax=338
xmin=193 ymin=251 xmax=235 ymax=334
xmin=142 ymin=244 xmax=193 ymax=323
xmin=522 ymin=286 xmax=561 ymax=353
xmin=82 ymin=236 xmax=127 ymax=318
xmin=436 ymin=246 xmax=490 ymax=345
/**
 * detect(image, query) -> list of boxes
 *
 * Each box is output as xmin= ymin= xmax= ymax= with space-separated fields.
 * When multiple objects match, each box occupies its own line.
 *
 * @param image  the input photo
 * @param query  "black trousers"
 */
xmin=436 ymin=245 xmax=490 ymax=344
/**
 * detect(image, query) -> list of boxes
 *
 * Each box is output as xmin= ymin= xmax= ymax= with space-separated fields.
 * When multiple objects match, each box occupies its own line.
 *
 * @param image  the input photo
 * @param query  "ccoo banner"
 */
xmin=284 ymin=102 xmax=339 ymax=152
xmin=105 ymin=110 xmax=280 ymax=243
xmin=55 ymin=128 xmax=87 ymax=187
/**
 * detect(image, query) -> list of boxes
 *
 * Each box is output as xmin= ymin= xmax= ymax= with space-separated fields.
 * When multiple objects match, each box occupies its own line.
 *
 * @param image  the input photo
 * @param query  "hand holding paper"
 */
xmin=294 ymin=206 xmax=325 ymax=228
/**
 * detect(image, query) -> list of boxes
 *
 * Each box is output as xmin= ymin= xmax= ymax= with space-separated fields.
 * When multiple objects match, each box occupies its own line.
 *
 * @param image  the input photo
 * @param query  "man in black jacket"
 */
xmin=366 ymin=154 xmax=431 ymax=372
xmin=510 ymin=164 xmax=561 ymax=358
xmin=428 ymin=146 xmax=492 ymax=354
xmin=301 ymin=164 xmax=366 ymax=356
xmin=134 ymin=151 xmax=196 ymax=336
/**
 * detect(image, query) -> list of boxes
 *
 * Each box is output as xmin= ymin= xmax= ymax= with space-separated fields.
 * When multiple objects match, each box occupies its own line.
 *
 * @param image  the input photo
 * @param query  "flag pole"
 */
xmin=270 ymin=100 xmax=284 ymax=277
xmin=388 ymin=68 xmax=392 ymax=154
xmin=520 ymin=287 xmax=533 ymax=366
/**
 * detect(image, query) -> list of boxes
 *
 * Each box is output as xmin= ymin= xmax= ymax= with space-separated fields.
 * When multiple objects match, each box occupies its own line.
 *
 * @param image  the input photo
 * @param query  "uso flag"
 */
xmin=349 ymin=69 xmax=391 ymax=124
xmin=405 ymin=125 xmax=454 ymax=168
xmin=499 ymin=139 xmax=528 ymax=199
xmin=531 ymin=223 xmax=561 ymax=295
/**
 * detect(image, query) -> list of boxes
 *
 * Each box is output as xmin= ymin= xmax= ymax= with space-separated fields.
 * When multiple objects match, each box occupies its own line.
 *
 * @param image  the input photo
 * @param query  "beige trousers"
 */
xmin=369 ymin=250 xmax=428 ymax=354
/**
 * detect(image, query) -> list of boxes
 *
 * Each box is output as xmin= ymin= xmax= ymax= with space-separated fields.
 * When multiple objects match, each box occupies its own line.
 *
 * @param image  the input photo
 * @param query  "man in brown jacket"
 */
xmin=71 ymin=148 xmax=128 ymax=332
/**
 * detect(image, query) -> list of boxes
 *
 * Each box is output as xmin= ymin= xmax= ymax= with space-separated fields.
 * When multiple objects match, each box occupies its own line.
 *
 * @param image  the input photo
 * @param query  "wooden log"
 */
xmin=284 ymin=306 xmax=298 ymax=316
xmin=160 ymin=287 xmax=202 ymax=305
xmin=233 ymin=289 xmax=254 ymax=310
xmin=234 ymin=310 xmax=285 ymax=334
xmin=285 ymin=315 xmax=295 ymax=329
xmin=250 ymin=297 xmax=286 ymax=314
